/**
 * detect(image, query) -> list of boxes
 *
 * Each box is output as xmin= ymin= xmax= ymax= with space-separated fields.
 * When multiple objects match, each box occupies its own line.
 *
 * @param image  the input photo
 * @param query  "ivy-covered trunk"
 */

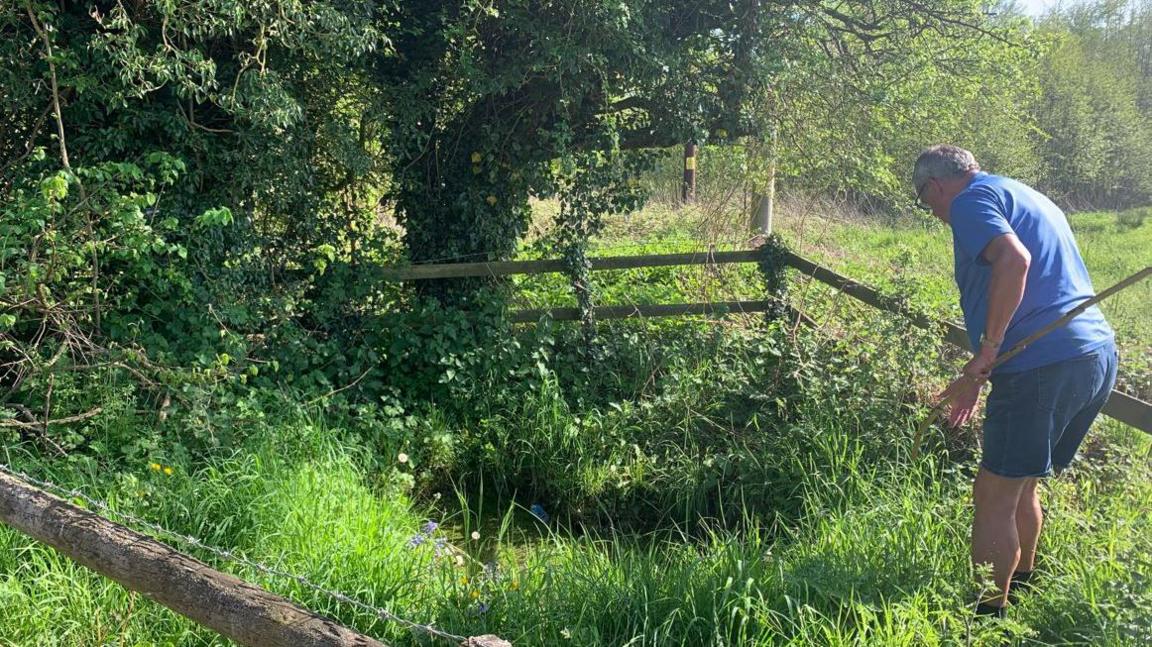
xmin=392 ymin=118 xmax=538 ymax=304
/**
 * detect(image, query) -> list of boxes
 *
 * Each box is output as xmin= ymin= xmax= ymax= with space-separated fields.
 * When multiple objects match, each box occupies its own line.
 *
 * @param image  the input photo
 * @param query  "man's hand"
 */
xmin=936 ymin=346 xmax=998 ymax=428
xmin=963 ymin=344 xmax=998 ymax=381
xmin=937 ymin=374 xmax=983 ymax=428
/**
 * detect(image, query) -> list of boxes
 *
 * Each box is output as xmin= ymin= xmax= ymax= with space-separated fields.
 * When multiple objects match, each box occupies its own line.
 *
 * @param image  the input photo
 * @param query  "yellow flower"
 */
xmin=485 ymin=195 xmax=497 ymax=206
xmin=470 ymin=590 xmax=480 ymax=600
xmin=510 ymin=580 xmax=520 ymax=591
xmin=459 ymin=576 xmax=469 ymax=586
xmin=163 ymin=466 xmax=174 ymax=476
xmin=471 ymin=152 xmax=483 ymax=164
xmin=149 ymin=462 xmax=161 ymax=472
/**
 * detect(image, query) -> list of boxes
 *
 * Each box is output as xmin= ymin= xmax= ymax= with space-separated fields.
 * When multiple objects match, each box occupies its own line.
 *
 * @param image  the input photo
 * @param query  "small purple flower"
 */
xmin=432 ymin=536 xmax=448 ymax=557
xmin=423 ymin=520 xmax=440 ymax=534
xmin=473 ymin=602 xmax=490 ymax=616
xmin=529 ymin=504 xmax=550 ymax=523
xmin=407 ymin=533 xmax=427 ymax=548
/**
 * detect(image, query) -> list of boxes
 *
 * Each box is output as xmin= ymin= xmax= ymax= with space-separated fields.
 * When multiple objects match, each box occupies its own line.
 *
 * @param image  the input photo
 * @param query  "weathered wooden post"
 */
xmin=750 ymin=125 xmax=778 ymax=236
xmin=0 ymin=471 xmax=384 ymax=647
xmin=681 ymin=141 xmax=697 ymax=204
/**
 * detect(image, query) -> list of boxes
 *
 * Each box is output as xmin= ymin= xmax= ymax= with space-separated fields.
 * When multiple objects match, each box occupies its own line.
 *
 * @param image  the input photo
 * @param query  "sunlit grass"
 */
xmin=1 ymin=199 xmax=1150 ymax=646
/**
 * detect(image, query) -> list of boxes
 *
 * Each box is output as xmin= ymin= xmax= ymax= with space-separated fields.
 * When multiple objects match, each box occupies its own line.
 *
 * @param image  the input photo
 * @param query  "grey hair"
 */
xmin=912 ymin=145 xmax=981 ymax=189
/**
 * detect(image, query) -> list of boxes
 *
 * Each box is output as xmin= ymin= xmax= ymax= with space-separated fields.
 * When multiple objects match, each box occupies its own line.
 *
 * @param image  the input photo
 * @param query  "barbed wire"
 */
xmin=0 ymin=461 xmax=468 ymax=645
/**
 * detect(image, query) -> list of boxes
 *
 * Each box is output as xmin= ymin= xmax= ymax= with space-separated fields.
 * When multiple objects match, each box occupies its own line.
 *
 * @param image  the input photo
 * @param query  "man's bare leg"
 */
xmin=1015 ymin=477 xmax=1042 ymax=573
xmin=972 ymin=468 xmax=1029 ymax=607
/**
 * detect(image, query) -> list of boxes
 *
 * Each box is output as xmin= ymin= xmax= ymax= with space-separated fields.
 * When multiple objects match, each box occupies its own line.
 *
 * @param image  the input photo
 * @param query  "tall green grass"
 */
xmin=3 ymin=398 xmax=1149 ymax=645
xmin=2 ymin=197 xmax=1150 ymax=646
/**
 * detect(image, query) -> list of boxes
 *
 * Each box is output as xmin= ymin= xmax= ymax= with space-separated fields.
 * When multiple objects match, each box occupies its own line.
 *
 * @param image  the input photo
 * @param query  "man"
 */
xmin=913 ymin=145 xmax=1118 ymax=617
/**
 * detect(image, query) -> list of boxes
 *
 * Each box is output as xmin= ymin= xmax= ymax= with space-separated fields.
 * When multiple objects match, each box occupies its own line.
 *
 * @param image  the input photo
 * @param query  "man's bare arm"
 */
xmin=980 ymin=233 xmax=1031 ymax=349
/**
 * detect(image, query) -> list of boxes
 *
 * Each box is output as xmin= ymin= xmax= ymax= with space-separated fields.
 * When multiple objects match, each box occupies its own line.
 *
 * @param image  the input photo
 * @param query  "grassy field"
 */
xmin=1 ymin=199 xmax=1150 ymax=646
xmin=3 ymin=389 xmax=1150 ymax=645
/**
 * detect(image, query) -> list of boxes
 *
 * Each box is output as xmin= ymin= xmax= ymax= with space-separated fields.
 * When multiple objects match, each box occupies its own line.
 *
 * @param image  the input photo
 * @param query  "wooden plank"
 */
xmin=1100 ymin=389 xmax=1152 ymax=432
xmin=510 ymin=300 xmax=778 ymax=322
xmin=0 ymin=471 xmax=386 ymax=647
xmin=383 ymin=250 xmax=762 ymax=281
xmin=782 ymin=252 xmax=941 ymax=329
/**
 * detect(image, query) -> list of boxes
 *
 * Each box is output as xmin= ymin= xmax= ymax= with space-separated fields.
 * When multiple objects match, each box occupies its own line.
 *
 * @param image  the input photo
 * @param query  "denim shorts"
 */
xmin=982 ymin=341 xmax=1118 ymax=478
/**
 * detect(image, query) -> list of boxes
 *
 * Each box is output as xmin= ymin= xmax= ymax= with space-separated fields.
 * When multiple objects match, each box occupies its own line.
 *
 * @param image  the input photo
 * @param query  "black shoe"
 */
xmin=1006 ymin=570 xmax=1035 ymax=605
xmin=975 ymin=601 xmax=1007 ymax=619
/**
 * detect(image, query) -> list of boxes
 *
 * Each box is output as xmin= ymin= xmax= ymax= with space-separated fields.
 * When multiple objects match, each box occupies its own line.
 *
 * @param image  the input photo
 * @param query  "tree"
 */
xmin=1033 ymin=0 xmax=1152 ymax=207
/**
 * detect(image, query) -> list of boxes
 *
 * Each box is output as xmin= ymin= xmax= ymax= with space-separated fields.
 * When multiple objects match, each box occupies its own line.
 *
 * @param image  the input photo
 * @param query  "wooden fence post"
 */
xmin=0 ymin=471 xmax=387 ymax=647
xmin=681 ymin=141 xmax=697 ymax=204
xmin=751 ymin=125 xmax=778 ymax=235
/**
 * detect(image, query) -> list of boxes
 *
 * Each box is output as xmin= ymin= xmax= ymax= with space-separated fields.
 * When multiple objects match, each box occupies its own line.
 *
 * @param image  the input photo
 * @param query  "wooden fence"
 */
xmin=386 ymin=249 xmax=1152 ymax=434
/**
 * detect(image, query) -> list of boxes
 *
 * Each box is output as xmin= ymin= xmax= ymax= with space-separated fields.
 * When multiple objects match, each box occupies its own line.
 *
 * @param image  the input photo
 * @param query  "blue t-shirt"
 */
xmin=950 ymin=173 xmax=1113 ymax=373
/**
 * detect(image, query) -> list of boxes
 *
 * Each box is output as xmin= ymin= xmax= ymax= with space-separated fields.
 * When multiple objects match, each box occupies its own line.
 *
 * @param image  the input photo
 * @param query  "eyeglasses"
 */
xmin=914 ymin=178 xmax=933 ymax=212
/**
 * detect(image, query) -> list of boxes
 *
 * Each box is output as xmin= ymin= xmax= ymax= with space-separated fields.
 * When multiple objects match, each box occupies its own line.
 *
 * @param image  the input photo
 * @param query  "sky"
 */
xmin=1015 ymin=0 xmax=1062 ymax=15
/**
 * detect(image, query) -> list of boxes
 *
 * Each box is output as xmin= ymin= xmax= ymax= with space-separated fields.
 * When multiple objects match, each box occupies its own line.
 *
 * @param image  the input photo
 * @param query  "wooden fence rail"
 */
xmin=0 ymin=470 xmax=387 ymax=647
xmin=382 ymin=250 xmax=763 ymax=281
xmin=0 ymin=469 xmax=513 ymax=646
xmin=385 ymin=249 xmax=1152 ymax=434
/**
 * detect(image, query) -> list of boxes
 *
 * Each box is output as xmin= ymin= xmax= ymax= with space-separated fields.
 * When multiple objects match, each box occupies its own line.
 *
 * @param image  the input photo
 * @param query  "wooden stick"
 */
xmin=0 ymin=471 xmax=387 ymax=647
xmin=383 ymin=250 xmax=762 ymax=281
xmin=911 ymin=266 xmax=1152 ymax=460
xmin=510 ymin=299 xmax=780 ymax=322
xmin=0 ymin=406 xmax=103 ymax=429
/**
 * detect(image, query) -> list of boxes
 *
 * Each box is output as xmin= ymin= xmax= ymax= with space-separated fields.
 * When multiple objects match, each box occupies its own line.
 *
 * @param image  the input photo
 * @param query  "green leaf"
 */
xmin=194 ymin=207 xmax=234 ymax=229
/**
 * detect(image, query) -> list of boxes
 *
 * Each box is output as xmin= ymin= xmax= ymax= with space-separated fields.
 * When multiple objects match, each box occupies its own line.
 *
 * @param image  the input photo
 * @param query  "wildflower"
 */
xmin=475 ymin=602 xmax=490 ymax=615
xmin=433 ymin=537 xmax=448 ymax=557
xmin=510 ymin=580 xmax=520 ymax=591
xmin=423 ymin=520 xmax=439 ymax=534
xmin=471 ymin=530 xmax=481 ymax=541
xmin=460 ymin=576 xmax=469 ymax=586
xmin=470 ymin=590 xmax=480 ymax=600
xmin=561 ymin=628 xmax=572 ymax=639
xmin=529 ymin=503 xmax=550 ymax=523
xmin=455 ymin=555 xmax=465 ymax=567
xmin=471 ymin=152 xmax=483 ymax=164
xmin=407 ymin=533 xmax=427 ymax=548
xmin=397 ymin=452 xmax=409 ymax=464
xmin=163 ymin=466 xmax=174 ymax=476
xmin=485 ymin=195 xmax=497 ymax=206
xmin=148 ymin=462 xmax=161 ymax=472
